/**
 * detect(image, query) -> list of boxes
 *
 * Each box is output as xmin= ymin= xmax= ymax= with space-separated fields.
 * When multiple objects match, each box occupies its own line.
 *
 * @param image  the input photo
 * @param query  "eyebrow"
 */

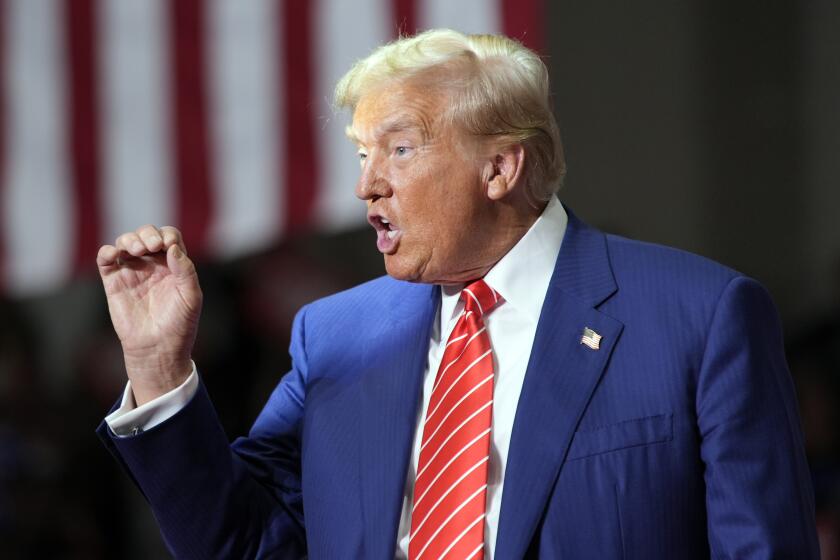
xmin=380 ymin=117 xmax=426 ymax=136
xmin=346 ymin=116 xmax=429 ymax=146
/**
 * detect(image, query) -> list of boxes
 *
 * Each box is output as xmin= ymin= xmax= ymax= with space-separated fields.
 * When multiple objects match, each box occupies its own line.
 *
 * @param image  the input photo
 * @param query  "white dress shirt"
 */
xmin=106 ymin=197 xmax=568 ymax=559
xmin=105 ymin=364 xmax=199 ymax=436
xmin=395 ymin=197 xmax=567 ymax=559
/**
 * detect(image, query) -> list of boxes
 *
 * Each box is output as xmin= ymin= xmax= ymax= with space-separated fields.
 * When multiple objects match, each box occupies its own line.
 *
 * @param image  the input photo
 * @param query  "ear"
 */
xmin=485 ymin=143 xmax=525 ymax=201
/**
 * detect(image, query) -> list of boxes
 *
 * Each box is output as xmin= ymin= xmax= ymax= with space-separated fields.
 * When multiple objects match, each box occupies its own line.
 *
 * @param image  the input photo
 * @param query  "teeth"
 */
xmin=380 ymin=218 xmax=390 ymax=225
xmin=387 ymin=230 xmax=398 ymax=239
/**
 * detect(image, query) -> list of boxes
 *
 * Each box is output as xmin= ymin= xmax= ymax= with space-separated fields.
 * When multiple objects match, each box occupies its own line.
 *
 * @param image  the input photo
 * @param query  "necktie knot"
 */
xmin=461 ymin=279 xmax=501 ymax=319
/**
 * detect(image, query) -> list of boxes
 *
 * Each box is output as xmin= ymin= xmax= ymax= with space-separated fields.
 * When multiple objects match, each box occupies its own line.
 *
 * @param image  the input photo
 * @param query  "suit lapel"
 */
xmin=358 ymin=282 xmax=438 ymax=559
xmin=495 ymin=209 xmax=624 ymax=559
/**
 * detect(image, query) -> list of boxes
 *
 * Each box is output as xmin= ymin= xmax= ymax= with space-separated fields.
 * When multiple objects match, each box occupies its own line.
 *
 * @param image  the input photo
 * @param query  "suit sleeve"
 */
xmin=696 ymin=276 xmax=819 ymax=558
xmin=96 ymin=306 xmax=312 ymax=559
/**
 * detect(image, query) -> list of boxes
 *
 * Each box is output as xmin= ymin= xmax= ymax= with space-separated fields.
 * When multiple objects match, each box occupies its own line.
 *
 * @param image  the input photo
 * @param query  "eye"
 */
xmin=358 ymin=151 xmax=368 ymax=162
xmin=395 ymin=146 xmax=412 ymax=157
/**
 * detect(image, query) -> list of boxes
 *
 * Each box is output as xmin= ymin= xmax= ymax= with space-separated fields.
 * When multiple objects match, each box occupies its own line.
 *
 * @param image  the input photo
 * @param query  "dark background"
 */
xmin=1 ymin=2 xmax=839 ymax=558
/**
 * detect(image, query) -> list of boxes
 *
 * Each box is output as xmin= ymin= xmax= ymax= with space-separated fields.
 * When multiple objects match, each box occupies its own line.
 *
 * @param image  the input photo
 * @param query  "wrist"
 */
xmin=123 ymin=352 xmax=193 ymax=406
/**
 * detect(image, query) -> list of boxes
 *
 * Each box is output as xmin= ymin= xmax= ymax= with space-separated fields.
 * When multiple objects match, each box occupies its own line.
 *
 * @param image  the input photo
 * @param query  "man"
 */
xmin=97 ymin=29 xmax=819 ymax=558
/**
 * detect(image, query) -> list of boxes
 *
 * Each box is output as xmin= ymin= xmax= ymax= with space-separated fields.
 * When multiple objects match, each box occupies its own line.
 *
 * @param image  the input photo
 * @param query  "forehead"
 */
xmin=347 ymin=80 xmax=448 ymax=144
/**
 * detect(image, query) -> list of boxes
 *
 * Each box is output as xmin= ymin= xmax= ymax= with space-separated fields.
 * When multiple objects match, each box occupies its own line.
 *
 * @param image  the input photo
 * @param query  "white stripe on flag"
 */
xmin=312 ymin=0 xmax=390 ymax=231
xmin=207 ymin=0 xmax=282 ymax=258
xmin=418 ymin=0 xmax=502 ymax=34
xmin=99 ymin=0 xmax=173 ymax=242
xmin=3 ymin=0 xmax=73 ymax=293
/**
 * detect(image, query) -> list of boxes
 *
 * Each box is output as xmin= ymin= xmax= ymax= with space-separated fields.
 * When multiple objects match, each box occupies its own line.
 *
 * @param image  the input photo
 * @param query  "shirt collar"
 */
xmin=440 ymin=196 xmax=568 ymax=324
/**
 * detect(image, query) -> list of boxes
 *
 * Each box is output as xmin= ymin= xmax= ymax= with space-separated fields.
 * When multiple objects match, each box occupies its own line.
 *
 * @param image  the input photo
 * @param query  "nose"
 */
xmin=354 ymin=158 xmax=392 ymax=201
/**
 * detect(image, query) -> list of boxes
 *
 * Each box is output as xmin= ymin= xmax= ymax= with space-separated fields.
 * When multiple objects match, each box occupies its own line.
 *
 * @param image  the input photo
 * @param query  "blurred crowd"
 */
xmin=0 ymin=230 xmax=838 ymax=559
xmin=789 ymin=300 xmax=840 ymax=558
xmin=0 ymin=228 xmax=379 ymax=558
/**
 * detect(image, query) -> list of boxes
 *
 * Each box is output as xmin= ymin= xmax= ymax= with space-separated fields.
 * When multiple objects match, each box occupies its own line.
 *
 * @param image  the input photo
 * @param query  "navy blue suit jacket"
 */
xmin=98 ymin=209 xmax=819 ymax=558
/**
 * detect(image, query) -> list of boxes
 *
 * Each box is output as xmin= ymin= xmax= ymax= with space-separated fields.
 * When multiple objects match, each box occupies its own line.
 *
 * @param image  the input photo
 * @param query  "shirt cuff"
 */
xmin=105 ymin=363 xmax=199 ymax=437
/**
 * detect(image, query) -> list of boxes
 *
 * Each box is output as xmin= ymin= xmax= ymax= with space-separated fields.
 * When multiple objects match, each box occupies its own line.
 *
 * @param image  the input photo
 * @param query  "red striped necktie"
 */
xmin=409 ymin=279 xmax=502 ymax=560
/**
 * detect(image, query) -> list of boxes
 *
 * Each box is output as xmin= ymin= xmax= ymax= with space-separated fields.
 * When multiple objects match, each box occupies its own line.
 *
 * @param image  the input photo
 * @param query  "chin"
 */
xmin=383 ymin=254 xmax=429 ymax=284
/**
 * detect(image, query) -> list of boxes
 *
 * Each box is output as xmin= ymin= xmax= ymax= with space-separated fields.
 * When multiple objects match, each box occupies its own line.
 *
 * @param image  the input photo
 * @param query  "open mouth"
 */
xmin=368 ymin=214 xmax=402 ymax=253
xmin=376 ymin=217 xmax=399 ymax=239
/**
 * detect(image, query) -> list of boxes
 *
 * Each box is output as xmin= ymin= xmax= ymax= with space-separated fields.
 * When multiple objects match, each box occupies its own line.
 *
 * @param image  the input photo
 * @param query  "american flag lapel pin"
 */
xmin=580 ymin=327 xmax=602 ymax=350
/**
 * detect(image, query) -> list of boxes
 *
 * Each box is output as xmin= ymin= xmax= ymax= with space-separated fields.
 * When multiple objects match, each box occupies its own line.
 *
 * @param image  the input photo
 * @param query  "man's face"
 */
xmin=350 ymin=80 xmax=496 ymax=284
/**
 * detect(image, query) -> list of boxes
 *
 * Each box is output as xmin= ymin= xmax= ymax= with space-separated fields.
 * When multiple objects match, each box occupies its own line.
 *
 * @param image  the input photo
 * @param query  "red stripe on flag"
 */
xmin=65 ymin=0 xmax=101 ymax=276
xmin=281 ymin=1 xmax=318 ymax=234
xmin=170 ymin=0 xmax=213 ymax=256
xmin=502 ymin=0 xmax=545 ymax=54
xmin=392 ymin=0 xmax=417 ymax=37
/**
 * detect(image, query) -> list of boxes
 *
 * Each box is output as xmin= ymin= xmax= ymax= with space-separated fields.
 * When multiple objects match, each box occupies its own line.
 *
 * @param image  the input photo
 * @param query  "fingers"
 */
xmin=160 ymin=226 xmax=187 ymax=254
xmin=137 ymin=224 xmax=164 ymax=253
xmin=111 ymin=225 xmax=185 ymax=256
xmin=115 ymin=231 xmax=143 ymax=257
xmin=97 ymin=244 xmax=120 ymax=268
xmin=99 ymin=225 xmax=187 ymax=268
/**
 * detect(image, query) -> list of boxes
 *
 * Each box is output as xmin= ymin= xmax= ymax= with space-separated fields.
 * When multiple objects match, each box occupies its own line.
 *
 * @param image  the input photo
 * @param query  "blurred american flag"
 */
xmin=0 ymin=0 xmax=542 ymax=296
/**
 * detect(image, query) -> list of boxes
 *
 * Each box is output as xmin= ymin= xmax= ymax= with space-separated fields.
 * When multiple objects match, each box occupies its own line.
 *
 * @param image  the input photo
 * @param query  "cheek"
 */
xmin=394 ymin=159 xmax=480 ymax=240
xmin=402 ymin=193 xmax=450 ymax=243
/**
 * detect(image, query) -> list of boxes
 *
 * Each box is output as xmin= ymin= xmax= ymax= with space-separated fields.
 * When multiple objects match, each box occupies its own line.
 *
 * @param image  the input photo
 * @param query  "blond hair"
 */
xmin=334 ymin=28 xmax=566 ymax=202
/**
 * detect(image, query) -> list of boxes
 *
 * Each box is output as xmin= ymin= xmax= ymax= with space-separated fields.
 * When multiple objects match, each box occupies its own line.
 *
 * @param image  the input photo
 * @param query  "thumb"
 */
xmin=167 ymin=244 xmax=197 ymax=281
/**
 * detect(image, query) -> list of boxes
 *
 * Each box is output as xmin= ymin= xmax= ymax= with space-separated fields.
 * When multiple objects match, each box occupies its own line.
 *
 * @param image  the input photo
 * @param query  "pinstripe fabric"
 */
xmin=98 ymin=208 xmax=819 ymax=558
xmin=409 ymin=280 xmax=501 ymax=560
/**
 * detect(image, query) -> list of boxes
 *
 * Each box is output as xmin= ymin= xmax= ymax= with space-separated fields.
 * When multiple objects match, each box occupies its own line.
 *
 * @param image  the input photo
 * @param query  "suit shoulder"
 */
xmin=303 ymin=275 xmax=434 ymax=323
xmin=603 ymin=233 xmax=743 ymax=302
xmin=597 ymin=234 xmax=775 ymax=369
xmin=291 ymin=276 xmax=436 ymax=379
